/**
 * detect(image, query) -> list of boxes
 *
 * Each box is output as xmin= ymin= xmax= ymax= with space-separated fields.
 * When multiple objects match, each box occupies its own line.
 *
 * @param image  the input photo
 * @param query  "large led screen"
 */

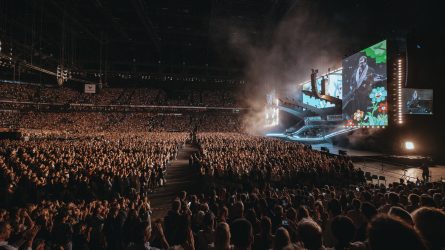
xmin=265 ymin=91 xmax=279 ymax=127
xmin=264 ymin=106 xmax=279 ymax=127
xmin=342 ymin=40 xmax=387 ymax=127
xmin=302 ymin=79 xmax=322 ymax=93
xmin=302 ymin=69 xmax=342 ymax=98
xmin=327 ymin=71 xmax=342 ymax=99
xmin=402 ymin=88 xmax=433 ymax=115
xmin=302 ymin=93 xmax=335 ymax=108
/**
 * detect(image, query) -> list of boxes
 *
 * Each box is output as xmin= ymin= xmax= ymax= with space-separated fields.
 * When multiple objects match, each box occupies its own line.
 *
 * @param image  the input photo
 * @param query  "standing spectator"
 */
xmin=367 ymin=214 xmax=426 ymax=250
xmin=296 ymin=219 xmax=325 ymax=250
xmin=330 ymin=216 xmax=364 ymax=250
xmin=420 ymin=164 xmax=430 ymax=182
xmin=412 ymin=207 xmax=445 ymax=250
xmin=213 ymin=223 xmax=231 ymax=250
xmin=273 ymin=227 xmax=291 ymax=250
xmin=231 ymin=219 xmax=253 ymax=250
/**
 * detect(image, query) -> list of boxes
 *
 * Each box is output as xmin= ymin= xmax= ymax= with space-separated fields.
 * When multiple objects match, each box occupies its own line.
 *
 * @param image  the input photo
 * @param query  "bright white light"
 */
xmin=405 ymin=141 xmax=415 ymax=150
xmin=264 ymin=107 xmax=279 ymax=127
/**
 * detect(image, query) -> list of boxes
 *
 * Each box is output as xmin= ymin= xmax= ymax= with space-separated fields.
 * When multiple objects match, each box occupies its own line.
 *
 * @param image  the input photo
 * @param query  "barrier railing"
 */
xmin=0 ymin=99 xmax=249 ymax=111
xmin=327 ymin=114 xmax=343 ymax=121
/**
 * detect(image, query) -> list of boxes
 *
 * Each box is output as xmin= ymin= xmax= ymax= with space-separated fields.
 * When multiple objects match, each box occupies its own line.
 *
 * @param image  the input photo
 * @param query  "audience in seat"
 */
xmin=0 ymin=122 xmax=444 ymax=249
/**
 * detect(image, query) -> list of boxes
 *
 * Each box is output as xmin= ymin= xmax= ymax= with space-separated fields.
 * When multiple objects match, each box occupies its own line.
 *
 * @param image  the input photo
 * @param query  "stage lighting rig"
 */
xmin=56 ymin=65 xmax=72 ymax=86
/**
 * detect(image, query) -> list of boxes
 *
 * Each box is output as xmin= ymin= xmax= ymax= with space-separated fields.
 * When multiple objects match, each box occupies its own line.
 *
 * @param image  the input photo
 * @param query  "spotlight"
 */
xmin=405 ymin=141 xmax=415 ymax=150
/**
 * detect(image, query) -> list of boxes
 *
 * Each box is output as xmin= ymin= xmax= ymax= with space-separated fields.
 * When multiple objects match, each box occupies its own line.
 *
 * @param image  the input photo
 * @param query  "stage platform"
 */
xmin=268 ymin=134 xmax=445 ymax=185
xmin=310 ymin=143 xmax=384 ymax=157
xmin=311 ymin=143 xmax=445 ymax=184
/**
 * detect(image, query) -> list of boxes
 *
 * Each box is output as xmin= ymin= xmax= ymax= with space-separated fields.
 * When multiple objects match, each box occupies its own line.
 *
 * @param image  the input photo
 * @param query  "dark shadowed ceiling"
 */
xmin=0 ymin=0 xmax=302 ymax=77
xmin=0 ymin=0 xmax=442 ymax=79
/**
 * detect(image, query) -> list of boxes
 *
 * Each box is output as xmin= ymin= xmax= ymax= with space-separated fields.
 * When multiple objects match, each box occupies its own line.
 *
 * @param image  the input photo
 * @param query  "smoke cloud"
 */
xmin=336 ymin=128 xmax=388 ymax=152
xmin=221 ymin=3 xmax=353 ymax=134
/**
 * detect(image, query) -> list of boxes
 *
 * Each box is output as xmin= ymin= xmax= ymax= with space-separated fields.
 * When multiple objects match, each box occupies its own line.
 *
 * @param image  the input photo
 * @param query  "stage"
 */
xmin=310 ymin=143 xmax=384 ymax=157
xmin=309 ymin=143 xmax=445 ymax=184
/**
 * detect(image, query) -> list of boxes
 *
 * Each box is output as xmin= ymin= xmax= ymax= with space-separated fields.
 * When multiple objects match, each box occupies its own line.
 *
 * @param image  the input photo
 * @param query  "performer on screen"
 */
xmin=407 ymin=90 xmax=420 ymax=110
xmin=353 ymin=56 xmax=375 ymax=89
xmin=344 ymin=55 xmax=386 ymax=115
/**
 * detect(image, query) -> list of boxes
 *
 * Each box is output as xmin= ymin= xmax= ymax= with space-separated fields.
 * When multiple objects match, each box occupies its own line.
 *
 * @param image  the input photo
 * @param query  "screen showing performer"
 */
xmin=403 ymin=88 xmax=433 ymax=114
xmin=342 ymin=40 xmax=387 ymax=127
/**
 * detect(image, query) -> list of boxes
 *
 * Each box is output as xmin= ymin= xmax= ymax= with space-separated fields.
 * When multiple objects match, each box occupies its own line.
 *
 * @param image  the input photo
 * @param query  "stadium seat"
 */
xmin=365 ymin=172 xmax=372 ymax=182
xmin=372 ymin=174 xmax=378 ymax=183
xmin=378 ymin=176 xmax=386 ymax=185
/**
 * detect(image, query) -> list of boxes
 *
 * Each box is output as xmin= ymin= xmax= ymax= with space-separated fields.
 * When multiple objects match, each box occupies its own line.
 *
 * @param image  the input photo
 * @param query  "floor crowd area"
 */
xmin=0 ymin=132 xmax=444 ymax=250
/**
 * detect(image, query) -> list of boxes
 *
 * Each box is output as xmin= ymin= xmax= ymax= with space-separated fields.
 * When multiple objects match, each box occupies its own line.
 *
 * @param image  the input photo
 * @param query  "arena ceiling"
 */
xmin=1 ymin=0 xmax=303 ymax=77
xmin=0 ymin=0 xmax=442 ymax=79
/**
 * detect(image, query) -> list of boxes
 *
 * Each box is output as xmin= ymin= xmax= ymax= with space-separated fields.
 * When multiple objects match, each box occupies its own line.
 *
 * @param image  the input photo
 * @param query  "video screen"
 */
xmin=266 ymin=90 xmax=275 ymax=105
xmin=342 ymin=40 xmax=388 ymax=127
xmin=327 ymin=70 xmax=342 ymax=99
xmin=265 ymin=90 xmax=279 ymax=127
xmin=301 ymin=68 xmax=342 ymax=99
xmin=403 ymin=88 xmax=433 ymax=114
xmin=265 ymin=106 xmax=279 ymax=127
xmin=302 ymin=93 xmax=335 ymax=108
xmin=302 ymin=79 xmax=322 ymax=93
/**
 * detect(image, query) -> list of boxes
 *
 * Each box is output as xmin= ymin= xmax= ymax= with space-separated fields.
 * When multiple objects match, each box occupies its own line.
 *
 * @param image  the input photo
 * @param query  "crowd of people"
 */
xmin=1 ymin=81 xmax=445 ymax=249
xmin=1 ymin=169 xmax=444 ymax=249
xmin=0 ymin=111 xmax=244 ymax=133
xmin=157 ymin=181 xmax=445 ymax=250
xmin=1 ymin=132 xmax=441 ymax=250
xmin=0 ymin=83 xmax=242 ymax=108
xmin=194 ymin=133 xmax=363 ymax=187
xmin=0 ymin=82 xmax=245 ymax=134
xmin=0 ymin=133 xmax=188 ymax=207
